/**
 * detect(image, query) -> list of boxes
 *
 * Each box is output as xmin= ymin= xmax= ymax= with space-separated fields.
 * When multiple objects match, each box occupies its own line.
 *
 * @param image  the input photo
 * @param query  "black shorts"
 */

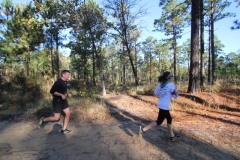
xmin=52 ymin=99 xmax=69 ymax=113
xmin=156 ymin=108 xmax=172 ymax=125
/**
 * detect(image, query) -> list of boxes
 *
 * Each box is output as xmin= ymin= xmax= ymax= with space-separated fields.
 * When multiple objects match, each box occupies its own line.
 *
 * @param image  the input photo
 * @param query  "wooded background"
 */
xmin=0 ymin=0 xmax=239 ymax=96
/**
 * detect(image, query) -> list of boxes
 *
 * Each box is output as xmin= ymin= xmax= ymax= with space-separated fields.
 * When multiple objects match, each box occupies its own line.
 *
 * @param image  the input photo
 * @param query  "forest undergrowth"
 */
xmin=0 ymin=80 xmax=239 ymax=123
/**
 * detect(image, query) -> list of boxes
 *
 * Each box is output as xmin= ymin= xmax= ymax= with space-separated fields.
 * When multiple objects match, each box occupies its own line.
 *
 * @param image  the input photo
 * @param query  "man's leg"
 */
xmin=39 ymin=113 xmax=61 ymax=128
xmin=43 ymin=113 xmax=61 ymax=122
xmin=62 ymin=107 xmax=71 ymax=130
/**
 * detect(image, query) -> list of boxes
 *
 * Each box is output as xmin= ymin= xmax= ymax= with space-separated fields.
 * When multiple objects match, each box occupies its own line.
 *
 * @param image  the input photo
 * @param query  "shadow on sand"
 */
xmin=101 ymin=98 xmax=239 ymax=160
xmin=38 ymin=123 xmax=69 ymax=160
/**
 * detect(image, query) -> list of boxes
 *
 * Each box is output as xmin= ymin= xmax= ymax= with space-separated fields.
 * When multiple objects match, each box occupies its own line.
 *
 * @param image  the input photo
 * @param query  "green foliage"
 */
xmin=69 ymin=80 xmax=99 ymax=98
xmin=105 ymin=0 xmax=146 ymax=86
xmin=205 ymin=0 xmax=234 ymax=23
xmin=216 ymin=51 xmax=240 ymax=81
xmin=0 ymin=0 xmax=239 ymax=96
xmin=33 ymin=0 xmax=71 ymax=76
xmin=67 ymin=0 xmax=109 ymax=83
xmin=0 ymin=2 xmax=45 ymax=80
xmin=1 ymin=3 xmax=44 ymax=55
xmin=154 ymin=0 xmax=189 ymax=37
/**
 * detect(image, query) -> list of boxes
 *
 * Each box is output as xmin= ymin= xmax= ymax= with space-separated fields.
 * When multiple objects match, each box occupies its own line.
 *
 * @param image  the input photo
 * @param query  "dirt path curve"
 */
xmin=0 ymin=94 xmax=239 ymax=160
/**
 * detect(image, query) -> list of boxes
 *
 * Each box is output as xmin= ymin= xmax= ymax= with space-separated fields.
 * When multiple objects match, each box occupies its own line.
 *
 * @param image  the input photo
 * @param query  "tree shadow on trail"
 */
xmin=175 ymin=100 xmax=240 ymax=125
xmin=176 ymin=109 xmax=240 ymax=126
xmin=38 ymin=123 xmax=69 ymax=160
xmin=179 ymin=93 xmax=240 ymax=112
xmin=102 ymin=98 xmax=239 ymax=160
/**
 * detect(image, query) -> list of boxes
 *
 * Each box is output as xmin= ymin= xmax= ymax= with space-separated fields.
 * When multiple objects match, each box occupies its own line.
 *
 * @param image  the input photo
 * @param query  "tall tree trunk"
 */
xmin=84 ymin=4 xmax=97 ymax=86
xmin=50 ymin=32 xmax=54 ymax=77
xmin=126 ymin=44 xmax=138 ymax=86
xmin=92 ymin=50 xmax=96 ymax=86
xmin=99 ymin=51 xmax=106 ymax=96
xmin=89 ymin=25 xmax=98 ymax=86
xmin=150 ymin=51 xmax=152 ymax=83
xmin=158 ymin=52 xmax=161 ymax=74
xmin=188 ymin=0 xmax=200 ymax=93
xmin=123 ymin=63 xmax=126 ymax=84
xmin=134 ymin=42 xmax=138 ymax=82
xmin=55 ymin=30 xmax=60 ymax=77
xmin=120 ymin=4 xmax=138 ymax=86
xmin=122 ymin=46 xmax=126 ymax=84
xmin=171 ymin=11 xmax=177 ymax=84
xmin=88 ymin=28 xmax=96 ymax=86
xmin=83 ymin=51 xmax=88 ymax=82
xmin=200 ymin=0 xmax=205 ymax=88
xmin=173 ymin=26 xmax=177 ymax=84
xmin=26 ymin=52 xmax=30 ymax=76
xmin=208 ymin=20 xmax=212 ymax=84
xmin=210 ymin=1 xmax=216 ymax=85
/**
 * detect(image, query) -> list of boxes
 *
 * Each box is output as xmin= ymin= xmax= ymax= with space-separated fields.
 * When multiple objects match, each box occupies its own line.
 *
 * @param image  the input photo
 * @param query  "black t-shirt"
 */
xmin=50 ymin=78 xmax=68 ymax=100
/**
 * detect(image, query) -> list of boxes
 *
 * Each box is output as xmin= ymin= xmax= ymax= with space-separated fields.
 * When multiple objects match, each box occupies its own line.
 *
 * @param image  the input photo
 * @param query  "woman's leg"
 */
xmin=167 ymin=123 xmax=174 ymax=137
xmin=143 ymin=121 xmax=157 ymax=131
xmin=165 ymin=111 xmax=174 ymax=137
xmin=143 ymin=109 xmax=165 ymax=132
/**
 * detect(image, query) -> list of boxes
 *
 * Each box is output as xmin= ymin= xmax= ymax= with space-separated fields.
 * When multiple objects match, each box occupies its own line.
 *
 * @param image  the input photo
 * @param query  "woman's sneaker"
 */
xmin=139 ymin=125 xmax=145 ymax=136
xmin=61 ymin=128 xmax=72 ymax=134
xmin=39 ymin=117 xmax=47 ymax=128
xmin=170 ymin=134 xmax=182 ymax=142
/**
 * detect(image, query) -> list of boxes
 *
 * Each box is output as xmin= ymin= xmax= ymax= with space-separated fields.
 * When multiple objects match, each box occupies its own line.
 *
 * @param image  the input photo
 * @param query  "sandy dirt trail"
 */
xmin=0 ymin=95 xmax=239 ymax=160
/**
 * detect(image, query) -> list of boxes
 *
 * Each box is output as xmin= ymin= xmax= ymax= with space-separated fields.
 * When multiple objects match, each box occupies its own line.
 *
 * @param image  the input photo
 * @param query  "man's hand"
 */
xmin=61 ymin=94 xmax=67 ymax=100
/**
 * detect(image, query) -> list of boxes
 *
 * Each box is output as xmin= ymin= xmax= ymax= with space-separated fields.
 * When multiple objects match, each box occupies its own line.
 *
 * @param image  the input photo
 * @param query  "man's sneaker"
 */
xmin=139 ymin=125 xmax=145 ymax=136
xmin=61 ymin=128 xmax=72 ymax=134
xmin=170 ymin=134 xmax=182 ymax=142
xmin=39 ymin=117 xmax=47 ymax=129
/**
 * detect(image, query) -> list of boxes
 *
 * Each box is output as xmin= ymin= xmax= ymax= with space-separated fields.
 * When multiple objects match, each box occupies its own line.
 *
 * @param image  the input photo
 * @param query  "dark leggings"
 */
xmin=156 ymin=108 xmax=172 ymax=125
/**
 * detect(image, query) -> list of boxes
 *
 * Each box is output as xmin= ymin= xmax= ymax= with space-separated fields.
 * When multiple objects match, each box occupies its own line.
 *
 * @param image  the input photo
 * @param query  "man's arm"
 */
xmin=53 ymin=91 xmax=67 ymax=100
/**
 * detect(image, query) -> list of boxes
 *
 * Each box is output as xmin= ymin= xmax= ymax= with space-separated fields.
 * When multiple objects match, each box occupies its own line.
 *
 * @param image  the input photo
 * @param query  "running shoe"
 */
xmin=39 ymin=117 xmax=47 ymax=128
xmin=170 ymin=134 xmax=182 ymax=142
xmin=139 ymin=125 xmax=145 ymax=136
xmin=61 ymin=128 xmax=72 ymax=134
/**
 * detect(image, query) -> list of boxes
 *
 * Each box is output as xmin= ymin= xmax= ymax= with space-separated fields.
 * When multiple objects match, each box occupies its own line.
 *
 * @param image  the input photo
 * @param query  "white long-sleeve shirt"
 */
xmin=154 ymin=82 xmax=178 ymax=110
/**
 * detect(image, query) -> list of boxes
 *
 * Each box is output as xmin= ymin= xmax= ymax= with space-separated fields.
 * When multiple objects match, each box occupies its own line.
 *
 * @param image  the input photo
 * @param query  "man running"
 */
xmin=39 ymin=70 xmax=72 ymax=134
